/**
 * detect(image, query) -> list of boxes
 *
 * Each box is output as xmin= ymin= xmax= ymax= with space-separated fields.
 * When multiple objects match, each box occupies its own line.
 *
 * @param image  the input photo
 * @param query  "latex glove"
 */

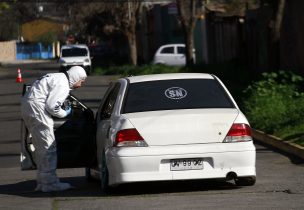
xmin=65 ymin=106 xmax=72 ymax=116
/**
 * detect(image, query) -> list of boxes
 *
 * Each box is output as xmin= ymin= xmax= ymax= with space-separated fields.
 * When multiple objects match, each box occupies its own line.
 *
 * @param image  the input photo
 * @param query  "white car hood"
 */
xmin=122 ymin=109 xmax=239 ymax=146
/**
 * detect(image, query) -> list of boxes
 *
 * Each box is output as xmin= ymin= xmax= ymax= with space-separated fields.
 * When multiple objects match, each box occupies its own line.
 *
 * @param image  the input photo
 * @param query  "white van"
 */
xmin=59 ymin=44 xmax=92 ymax=75
xmin=152 ymin=44 xmax=196 ymax=66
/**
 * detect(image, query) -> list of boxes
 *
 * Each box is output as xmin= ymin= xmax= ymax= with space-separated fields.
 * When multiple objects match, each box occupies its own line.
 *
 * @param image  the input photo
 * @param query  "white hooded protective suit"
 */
xmin=21 ymin=66 xmax=87 ymax=192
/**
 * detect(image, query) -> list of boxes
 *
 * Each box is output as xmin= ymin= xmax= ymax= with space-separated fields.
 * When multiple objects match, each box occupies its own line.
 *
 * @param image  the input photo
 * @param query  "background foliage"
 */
xmin=243 ymin=71 xmax=304 ymax=138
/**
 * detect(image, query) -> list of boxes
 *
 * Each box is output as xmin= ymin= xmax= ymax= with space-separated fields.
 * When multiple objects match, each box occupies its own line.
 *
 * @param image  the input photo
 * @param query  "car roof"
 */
xmin=159 ymin=44 xmax=185 ymax=48
xmin=124 ymin=73 xmax=214 ymax=83
xmin=61 ymin=44 xmax=88 ymax=49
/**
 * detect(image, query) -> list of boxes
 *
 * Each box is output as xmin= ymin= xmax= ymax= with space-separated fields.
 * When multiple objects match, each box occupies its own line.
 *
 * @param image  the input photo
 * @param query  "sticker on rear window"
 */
xmin=165 ymin=87 xmax=188 ymax=100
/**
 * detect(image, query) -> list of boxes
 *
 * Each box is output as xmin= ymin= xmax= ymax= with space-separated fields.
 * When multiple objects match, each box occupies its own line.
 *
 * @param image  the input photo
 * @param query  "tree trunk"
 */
xmin=185 ymin=27 xmax=195 ymax=66
xmin=126 ymin=30 xmax=137 ymax=66
xmin=121 ymin=1 xmax=140 ymax=66
xmin=269 ymin=0 xmax=286 ymax=70
xmin=272 ymin=0 xmax=286 ymax=42
xmin=280 ymin=0 xmax=304 ymax=73
xmin=176 ymin=0 xmax=198 ymax=67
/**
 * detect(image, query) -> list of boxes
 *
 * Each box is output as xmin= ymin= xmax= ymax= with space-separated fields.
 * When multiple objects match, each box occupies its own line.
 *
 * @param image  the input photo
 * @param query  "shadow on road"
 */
xmin=0 ymin=176 xmax=241 ymax=198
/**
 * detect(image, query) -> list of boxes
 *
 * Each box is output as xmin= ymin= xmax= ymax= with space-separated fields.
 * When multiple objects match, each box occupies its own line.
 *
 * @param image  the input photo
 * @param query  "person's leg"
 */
xmin=30 ymin=121 xmax=73 ymax=192
xmin=21 ymin=101 xmax=73 ymax=192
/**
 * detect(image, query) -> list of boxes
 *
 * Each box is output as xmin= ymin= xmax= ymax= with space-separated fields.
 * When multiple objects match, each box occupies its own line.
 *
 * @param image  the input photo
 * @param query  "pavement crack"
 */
xmin=266 ymin=189 xmax=301 ymax=195
xmin=282 ymin=189 xmax=296 ymax=194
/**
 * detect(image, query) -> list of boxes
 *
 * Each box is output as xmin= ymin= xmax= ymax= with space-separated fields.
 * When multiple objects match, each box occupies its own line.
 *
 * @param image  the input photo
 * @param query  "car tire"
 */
xmin=86 ymin=69 xmax=91 ymax=76
xmin=85 ymin=167 xmax=94 ymax=182
xmin=100 ymin=152 xmax=110 ymax=193
xmin=235 ymin=176 xmax=256 ymax=186
xmin=84 ymin=66 xmax=91 ymax=76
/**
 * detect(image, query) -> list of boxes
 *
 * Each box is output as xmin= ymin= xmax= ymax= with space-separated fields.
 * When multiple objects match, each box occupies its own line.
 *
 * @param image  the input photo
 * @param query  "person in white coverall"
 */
xmin=21 ymin=66 xmax=87 ymax=192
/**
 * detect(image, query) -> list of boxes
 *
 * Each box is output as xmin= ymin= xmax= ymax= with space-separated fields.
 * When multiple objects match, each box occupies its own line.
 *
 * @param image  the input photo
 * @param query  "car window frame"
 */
xmin=177 ymin=46 xmax=185 ymax=55
xmin=99 ymin=83 xmax=121 ymax=120
xmin=61 ymin=47 xmax=89 ymax=57
xmin=96 ymin=82 xmax=114 ymax=121
xmin=160 ymin=46 xmax=174 ymax=54
xmin=121 ymin=78 xmax=235 ymax=114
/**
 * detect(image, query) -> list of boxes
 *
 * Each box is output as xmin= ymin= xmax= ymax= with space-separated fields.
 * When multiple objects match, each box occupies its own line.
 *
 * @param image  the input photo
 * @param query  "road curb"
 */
xmin=252 ymin=129 xmax=304 ymax=160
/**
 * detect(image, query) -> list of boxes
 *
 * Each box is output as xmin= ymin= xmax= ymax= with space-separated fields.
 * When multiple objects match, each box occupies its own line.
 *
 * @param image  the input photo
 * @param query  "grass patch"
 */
xmin=274 ymin=124 xmax=304 ymax=147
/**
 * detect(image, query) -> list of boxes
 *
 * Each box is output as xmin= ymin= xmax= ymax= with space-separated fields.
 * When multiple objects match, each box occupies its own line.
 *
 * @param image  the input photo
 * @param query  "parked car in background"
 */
xmin=152 ymin=44 xmax=196 ymax=66
xmin=59 ymin=44 xmax=92 ymax=75
xmin=21 ymin=73 xmax=256 ymax=192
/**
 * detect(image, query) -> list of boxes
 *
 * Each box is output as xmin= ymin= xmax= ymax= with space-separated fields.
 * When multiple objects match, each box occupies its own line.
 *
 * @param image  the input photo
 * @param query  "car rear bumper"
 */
xmin=106 ymin=142 xmax=256 ymax=186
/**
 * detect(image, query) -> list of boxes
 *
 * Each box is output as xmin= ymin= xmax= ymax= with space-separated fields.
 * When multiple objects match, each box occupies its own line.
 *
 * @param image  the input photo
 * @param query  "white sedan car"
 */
xmin=21 ymin=73 xmax=256 ymax=192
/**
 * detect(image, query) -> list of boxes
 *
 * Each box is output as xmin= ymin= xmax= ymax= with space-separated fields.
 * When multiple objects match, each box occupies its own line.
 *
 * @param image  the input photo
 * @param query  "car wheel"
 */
xmin=100 ymin=152 xmax=109 ymax=193
xmin=85 ymin=66 xmax=91 ymax=76
xmin=85 ymin=167 xmax=94 ymax=182
xmin=235 ymin=176 xmax=256 ymax=186
xmin=86 ymin=69 xmax=91 ymax=76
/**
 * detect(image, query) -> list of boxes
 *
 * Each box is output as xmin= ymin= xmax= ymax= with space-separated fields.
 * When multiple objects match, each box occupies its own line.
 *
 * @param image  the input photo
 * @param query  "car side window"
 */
xmin=160 ymin=47 xmax=174 ymax=54
xmin=99 ymin=83 xmax=121 ymax=120
xmin=177 ymin=46 xmax=185 ymax=54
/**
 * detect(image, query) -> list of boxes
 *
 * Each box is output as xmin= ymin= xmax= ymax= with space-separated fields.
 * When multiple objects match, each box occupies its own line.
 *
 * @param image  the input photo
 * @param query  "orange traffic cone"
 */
xmin=16 ymin=68 xmax=23 ymax=83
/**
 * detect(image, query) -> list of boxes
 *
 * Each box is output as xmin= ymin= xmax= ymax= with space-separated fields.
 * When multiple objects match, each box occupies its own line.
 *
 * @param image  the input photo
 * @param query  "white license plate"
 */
xmin=170 ymin=158 xmax=203 ymax=171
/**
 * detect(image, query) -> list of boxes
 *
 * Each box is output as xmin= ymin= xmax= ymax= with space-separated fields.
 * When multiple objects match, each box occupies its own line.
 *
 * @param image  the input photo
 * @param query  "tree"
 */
xmin=111 ymin=1 xmax=141 ymax=66
xmin=66 ymin=1 xmax=142 ymax=66
xmin=0 ymin=2 xmax=10 ymax=14
xmin=176 ymin=0 xmax=201 ymax=67
xmin=0 ymin=1 xmax=37 ymax=41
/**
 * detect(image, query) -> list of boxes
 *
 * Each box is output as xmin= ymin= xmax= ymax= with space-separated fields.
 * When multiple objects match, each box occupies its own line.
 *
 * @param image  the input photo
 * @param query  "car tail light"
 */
xmin=115 ymin=129 xmax=148 ymax=147
xmin=223 ymin=123 xmax=252 ymax=143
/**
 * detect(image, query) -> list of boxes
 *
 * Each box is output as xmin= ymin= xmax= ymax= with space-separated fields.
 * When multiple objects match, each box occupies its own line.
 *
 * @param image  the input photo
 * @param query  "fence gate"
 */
xmin=16 ymin=43 xmax=53 ymax=60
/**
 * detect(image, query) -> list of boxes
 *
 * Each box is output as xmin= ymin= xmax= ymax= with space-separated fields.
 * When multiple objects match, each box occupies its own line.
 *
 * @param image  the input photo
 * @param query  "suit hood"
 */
xmin=67 ymin=66 xmax=87 ymax=88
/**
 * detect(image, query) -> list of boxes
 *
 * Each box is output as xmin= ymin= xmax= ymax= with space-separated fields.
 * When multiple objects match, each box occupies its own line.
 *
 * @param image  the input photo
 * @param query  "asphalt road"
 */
xmin=0 ymin=61 xmax=304 ymax=210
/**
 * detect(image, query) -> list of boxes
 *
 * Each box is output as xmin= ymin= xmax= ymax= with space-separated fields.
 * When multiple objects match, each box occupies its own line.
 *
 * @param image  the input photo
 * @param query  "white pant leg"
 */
xmin=31 ymin=122 xmax=59 ymax=186
xmin=21 ymin=100 xmax=58 ymax=187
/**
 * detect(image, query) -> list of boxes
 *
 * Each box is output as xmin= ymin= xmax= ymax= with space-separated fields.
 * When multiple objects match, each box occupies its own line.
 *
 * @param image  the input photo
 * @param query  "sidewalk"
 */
xmin=0 ymin=59 xmax=58 ymax=78
xmin=0 ymin=59 xmax=52 ymax=66
xmin=253 ymin=129 xmax=304 ymax=160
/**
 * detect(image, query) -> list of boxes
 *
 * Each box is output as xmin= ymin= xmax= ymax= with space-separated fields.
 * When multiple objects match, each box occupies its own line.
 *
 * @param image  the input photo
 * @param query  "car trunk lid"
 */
xmin=122 ymin=109 xmax=239 ymax=146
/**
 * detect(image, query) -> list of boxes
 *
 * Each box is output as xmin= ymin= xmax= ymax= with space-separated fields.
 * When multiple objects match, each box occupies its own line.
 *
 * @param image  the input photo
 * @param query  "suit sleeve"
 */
xmin=45 ymin=81 xmax=70 ymax=118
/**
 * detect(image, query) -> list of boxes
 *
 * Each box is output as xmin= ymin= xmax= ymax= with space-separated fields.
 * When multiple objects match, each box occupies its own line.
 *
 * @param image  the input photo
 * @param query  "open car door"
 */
xmin=21 ymin=84 xmax=96 ymax=170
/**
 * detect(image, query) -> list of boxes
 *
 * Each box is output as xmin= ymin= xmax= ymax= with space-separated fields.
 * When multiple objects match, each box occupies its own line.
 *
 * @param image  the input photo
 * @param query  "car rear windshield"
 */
xmin=62 ymin=48 xmax=88 ymax=57
xmin=123 ymin=79 xmax=235 ymax=113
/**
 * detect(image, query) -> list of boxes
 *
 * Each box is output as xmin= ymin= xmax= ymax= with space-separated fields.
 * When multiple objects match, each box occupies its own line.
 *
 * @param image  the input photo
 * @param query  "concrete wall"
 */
xmin=0 ymin=41 xmax=16 ymax=62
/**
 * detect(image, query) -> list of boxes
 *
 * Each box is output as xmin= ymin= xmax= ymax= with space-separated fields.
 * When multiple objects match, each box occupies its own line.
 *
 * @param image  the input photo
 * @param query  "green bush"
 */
xmin=243 ymin=71 xmax=304 ymax=134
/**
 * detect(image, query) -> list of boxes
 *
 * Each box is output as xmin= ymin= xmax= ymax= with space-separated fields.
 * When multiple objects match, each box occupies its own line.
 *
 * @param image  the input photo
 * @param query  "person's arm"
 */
xmin=45 ymin=83 xmax=70 ymax=118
